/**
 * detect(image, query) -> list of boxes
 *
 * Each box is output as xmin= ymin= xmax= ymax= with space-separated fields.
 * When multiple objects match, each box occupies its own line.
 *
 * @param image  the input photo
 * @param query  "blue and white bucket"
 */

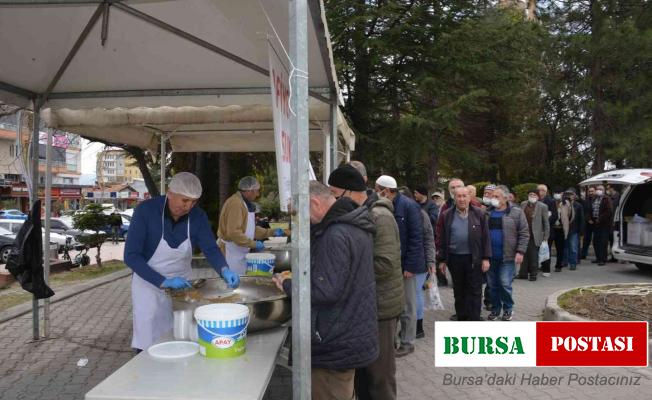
xmin=194 ymin=304 xmax=249 ymax=358
xmin=245 ymin=253 xmax=275 ymax=276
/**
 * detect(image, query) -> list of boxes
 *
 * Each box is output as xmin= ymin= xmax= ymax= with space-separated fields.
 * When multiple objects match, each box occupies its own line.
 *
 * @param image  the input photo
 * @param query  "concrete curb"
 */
xmin=0 ymin=268 xmax=131 ymax=324
xmin=542 ymin=288 xmax=588 ymax=321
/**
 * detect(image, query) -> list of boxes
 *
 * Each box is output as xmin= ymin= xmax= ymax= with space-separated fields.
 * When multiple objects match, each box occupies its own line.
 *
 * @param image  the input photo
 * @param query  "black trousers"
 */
xmin=519 ymin=237 xmax=539 ymax=278
xmin=593 ymin=227 xmax=610 ymax=263
xmin=552 ymin=228 xmax=565 ymax=268
xmin=541 ymin=237 xmax=554 ymax=273
xmin=581 ymin=222 xmax=594 ymax=259
xmin=449 ymin=254 xmax=482 ymax=321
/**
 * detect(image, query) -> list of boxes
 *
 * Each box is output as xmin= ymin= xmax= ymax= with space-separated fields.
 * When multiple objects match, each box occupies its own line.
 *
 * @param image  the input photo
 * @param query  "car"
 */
xmin=0 ymin=209 xmax=27 ymax=220
xmin=0 ymin=227 xmax=16 ymax=263
xmin=104 ymin=214 xmax=130 ymax=241
xmin=580 ymin=169 xmax=652 ymax=272
xmin=0 ymin=219 xmax=79 ymax=252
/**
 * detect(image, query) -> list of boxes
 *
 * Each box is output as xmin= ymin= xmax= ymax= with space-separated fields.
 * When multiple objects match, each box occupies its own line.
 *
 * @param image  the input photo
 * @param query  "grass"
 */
xmin=0 ymin=260 xmax=126 ymax=312
xmin=557 ymin=288 xmax=581 ymax=309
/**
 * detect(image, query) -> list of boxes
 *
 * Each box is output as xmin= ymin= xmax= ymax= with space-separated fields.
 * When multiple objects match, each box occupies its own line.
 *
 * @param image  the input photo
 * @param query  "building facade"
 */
xmin=97 ymin=149 xmax=142 ymax=184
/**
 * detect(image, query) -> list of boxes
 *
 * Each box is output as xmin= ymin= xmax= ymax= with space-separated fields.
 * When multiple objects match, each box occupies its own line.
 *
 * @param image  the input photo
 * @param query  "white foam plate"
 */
xmin=265 ymin=237 xmax=288 ymax=244
xmin=148 ymin=341 xmax=199 ymax=359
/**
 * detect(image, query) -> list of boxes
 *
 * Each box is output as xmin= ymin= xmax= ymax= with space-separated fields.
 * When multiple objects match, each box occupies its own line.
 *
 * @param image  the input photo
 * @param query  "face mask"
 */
xmin=553 ymin=194 xmax=562 ymax=201
xmin=482 ymin=196 xmax=491 ymax=205
xmin=596 ymin=190 xmax=604 ymax=197
xmin=490 ymin=198 xmax=500 ymax=208
xmin=528 ymin=196 xmax=538 ymax=204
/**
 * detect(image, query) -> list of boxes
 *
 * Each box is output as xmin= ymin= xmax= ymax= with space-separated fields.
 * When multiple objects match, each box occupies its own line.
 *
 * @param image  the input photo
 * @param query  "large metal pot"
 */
xmin=264 ymin=245 xmax=291 ymax=272
xmin=171 ymin=277 xmax=291 ymax=339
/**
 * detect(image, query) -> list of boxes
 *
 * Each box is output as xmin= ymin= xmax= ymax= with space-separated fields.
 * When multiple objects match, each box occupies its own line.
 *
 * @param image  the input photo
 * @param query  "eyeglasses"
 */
xmin=335 ymin=190 xmax=349 ymax=200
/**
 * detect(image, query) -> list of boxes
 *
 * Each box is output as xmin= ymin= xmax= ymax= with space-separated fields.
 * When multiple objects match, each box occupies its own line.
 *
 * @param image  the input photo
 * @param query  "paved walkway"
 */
xmin=0 ymin=259 xmax=650 ymax=400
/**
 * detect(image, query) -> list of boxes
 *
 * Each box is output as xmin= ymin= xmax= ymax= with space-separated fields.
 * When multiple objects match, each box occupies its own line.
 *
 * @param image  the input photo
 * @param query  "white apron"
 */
xmin=224 ymin=198 xmax=256 ymax=275
xmin=131 ymin=198 xmax=192 ymax=350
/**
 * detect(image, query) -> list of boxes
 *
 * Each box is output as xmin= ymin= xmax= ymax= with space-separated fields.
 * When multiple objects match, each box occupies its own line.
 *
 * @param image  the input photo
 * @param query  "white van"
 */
xmin=580 ymin=169 xmax=652 ymax=271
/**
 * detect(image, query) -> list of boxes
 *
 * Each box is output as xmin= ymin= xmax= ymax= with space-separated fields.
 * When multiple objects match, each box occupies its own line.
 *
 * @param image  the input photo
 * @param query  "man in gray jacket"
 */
xmin=518 ymin=189 xmax=550 ymax=281
xmin=328 ymin=164 xmax=403 ymax=400
xmin=487 ymin=186 xmax=530 ymax=321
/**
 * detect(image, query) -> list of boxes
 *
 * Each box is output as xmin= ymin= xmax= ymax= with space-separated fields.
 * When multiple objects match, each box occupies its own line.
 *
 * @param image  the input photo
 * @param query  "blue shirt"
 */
xmin=124 ymin=196 xmax=228 ymax=287
xmin=489 ymin=210 xmax=506 ymax=261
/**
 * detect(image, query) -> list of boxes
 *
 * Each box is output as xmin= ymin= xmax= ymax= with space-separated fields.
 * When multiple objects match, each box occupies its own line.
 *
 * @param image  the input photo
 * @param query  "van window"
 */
xmin=622 ymin=183 xmax=652 ymax=220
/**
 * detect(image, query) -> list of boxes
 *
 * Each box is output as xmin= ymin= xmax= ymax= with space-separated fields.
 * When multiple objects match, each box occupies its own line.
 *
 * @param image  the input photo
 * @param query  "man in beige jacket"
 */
xmin=217 ymin=176 xmax=284 ymax=274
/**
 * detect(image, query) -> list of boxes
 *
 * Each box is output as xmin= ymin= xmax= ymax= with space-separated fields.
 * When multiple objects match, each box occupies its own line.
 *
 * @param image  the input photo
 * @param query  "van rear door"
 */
xmin=580 ymin=169 xmax=652 ymax=186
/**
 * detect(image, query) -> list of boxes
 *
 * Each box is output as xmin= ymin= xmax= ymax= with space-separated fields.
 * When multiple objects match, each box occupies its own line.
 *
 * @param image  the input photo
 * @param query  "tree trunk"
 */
xmin=218 ymin=153 xmax=230 ymax=212
xmin=427 ymin=130 xmax=439 ymax=189
xmin=590 ymin=0 xmax=607 ymax=174
xmin=125 ymin=146 xmax=160 ymax=197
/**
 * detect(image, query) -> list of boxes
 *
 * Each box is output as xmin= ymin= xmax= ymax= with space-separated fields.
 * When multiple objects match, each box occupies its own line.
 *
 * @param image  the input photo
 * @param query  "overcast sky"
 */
xmin=81 ymin=139 xmax=103 ymax=174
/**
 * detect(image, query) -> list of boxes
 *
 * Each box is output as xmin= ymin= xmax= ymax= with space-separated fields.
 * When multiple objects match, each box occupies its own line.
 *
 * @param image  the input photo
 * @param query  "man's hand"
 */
xmin=403 ymin=271 xmax=414 ymax=278
xmin=272 ymin=273 xmax=287 ymax=291
xmin=481 ymin=259 xmax=490 ymax=273
xmin=438 ymin=262 xmax=447 ymax=274
xmin=515 ymin=253 xmax=524 ymax=265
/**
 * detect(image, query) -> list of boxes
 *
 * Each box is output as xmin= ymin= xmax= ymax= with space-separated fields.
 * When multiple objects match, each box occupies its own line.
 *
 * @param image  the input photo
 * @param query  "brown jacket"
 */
xmin=217 ymin=192 xmax=274 ymax=251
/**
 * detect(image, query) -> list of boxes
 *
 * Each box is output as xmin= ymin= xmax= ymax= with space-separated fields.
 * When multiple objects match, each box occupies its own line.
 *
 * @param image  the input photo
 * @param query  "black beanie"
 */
xmin=328 ymin=164 xmax=367 ymax=191
xmin=415 ymin=186 xmax=429 ymax=196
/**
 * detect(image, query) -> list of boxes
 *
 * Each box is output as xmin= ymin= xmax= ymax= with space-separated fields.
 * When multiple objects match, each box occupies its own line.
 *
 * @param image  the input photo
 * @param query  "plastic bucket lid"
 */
xmin=194 ymin=303 xmax=249 ymax=323
xmin=147 ymin=341 xmax=199 ymax=359
xmin=245 ymin=253 xmax=275 ymax=261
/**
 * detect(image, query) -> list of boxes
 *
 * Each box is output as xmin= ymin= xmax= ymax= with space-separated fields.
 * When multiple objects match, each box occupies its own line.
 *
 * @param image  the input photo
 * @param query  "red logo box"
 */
xmin=536 ymin=322 xmax=648 ymax=367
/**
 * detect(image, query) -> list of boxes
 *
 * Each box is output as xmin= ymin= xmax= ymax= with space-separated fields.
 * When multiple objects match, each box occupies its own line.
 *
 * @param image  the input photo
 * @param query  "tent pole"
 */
xmin=290 ymin=0 xmax=310 ymax=399
xmin=329 ymin=99 xmax=338 ymax=171
xmin=30 ymin=100 xmax=40 ymax=340
xmin=43 ymin=128 xmax=53 ymax=338
xmin=160 ymin=134 xmax=166 ymax=193
xmin=322 ymin=128 xmax=330 ymax=183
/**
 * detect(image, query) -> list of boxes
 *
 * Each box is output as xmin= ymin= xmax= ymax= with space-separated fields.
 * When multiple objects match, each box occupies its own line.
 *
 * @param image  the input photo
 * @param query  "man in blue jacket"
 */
xmin=273 ymin=181 xmax=378 ymax=400
xmin=124 ymin=172 xmax=239 ymax=351
xmin=375 ymin=175 xmax=424 ymax=357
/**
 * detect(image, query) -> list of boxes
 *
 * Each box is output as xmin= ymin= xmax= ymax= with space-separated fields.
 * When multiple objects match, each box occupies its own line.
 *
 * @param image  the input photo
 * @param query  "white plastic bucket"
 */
xmin=194 ymin=304 xmax=249 ymax=358
xmin=245 ymin=253 xmax=275 ymax=276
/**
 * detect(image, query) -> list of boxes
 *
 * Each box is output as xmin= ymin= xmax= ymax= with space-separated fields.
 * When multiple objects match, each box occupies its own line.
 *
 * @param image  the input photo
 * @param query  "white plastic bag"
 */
xmin=538 ymin=241 xmax=550 ymax=263
xmin=424 ymin=273 xmax=445 ymax=311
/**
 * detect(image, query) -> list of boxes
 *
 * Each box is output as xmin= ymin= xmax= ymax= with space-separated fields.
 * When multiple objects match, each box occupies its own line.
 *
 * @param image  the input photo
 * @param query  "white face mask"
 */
xmin=553 ymin=193 xmax=562 ymax=201
xmin=490 ymin=198 xmax=500 ymax=208
xmin=482 ymin=196 xmax=492 ymax=205
xmin=596 ymin=190 xmax=604 ymax=197
xmin=528 ymin=196 xmax=538 ymax=204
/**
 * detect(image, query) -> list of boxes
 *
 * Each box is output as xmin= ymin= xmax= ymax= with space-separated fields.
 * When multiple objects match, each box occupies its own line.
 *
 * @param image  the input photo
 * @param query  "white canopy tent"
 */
xmin=0 ymin=1 xmax=349 ymax=398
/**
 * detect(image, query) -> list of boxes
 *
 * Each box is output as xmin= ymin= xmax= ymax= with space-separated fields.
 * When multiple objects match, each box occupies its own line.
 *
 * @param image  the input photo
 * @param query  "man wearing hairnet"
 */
xmin=217 ymin=176 xmax=286 ymax=274
xmin=124 ymin=172 xmax=239 ymax=351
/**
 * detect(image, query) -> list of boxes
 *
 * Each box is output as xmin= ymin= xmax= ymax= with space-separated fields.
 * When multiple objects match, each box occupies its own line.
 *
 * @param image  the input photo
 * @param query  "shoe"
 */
xmin=598 ymin=262 xmax=606 ymax=266
xmin=554 ymin=267 xmax=562 ymax=272
xmin=542 ymin=272 xmax=550 ymax=277
xmin=591 ymin=260 xmax=599 ymax=264
xmin=516 ymin=276 xmax=528 ymax=280
xmin=570 ymin=265 xmax=577 ymax=270
xmin=502 ymin=311 xmax=513 ymax=321
xmin=449 ymin=314 xmax=458 ymax=321
xmin=488 ymin=312 xmax=500 ymax=321
xmin=609 ymin=257 xmax=617 ymax=263
xmin=395 ymin=345 xmax=414 ymax=358
xmin=529 ymin=276 xmax=537 ymax=281
xmin=416 ymin=319 xmax=424 ymax=339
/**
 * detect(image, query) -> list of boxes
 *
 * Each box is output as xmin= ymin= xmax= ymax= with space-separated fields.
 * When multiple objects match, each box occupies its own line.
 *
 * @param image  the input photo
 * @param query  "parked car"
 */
xmin=0 ymin=219 xmax=79 ymax=252
xmin=0 ymin=227 xmax=15 ymax=263
xmin=0 ymin=209 xmax=27 ymax=220
xmin=580 ymin=168 xmax=652 ymax=271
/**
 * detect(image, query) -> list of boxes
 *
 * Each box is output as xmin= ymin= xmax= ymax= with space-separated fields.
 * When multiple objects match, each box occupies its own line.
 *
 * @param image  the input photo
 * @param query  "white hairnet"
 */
xmin=238 ymin=176 xmax=260 ymax=191
xmin=168 ymin=172 xmax=202 ymax=198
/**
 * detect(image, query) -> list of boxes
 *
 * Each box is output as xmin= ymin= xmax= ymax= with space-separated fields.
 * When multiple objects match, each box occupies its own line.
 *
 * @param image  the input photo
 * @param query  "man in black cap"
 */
xmin=414 ymin=186 xmax=440 ymax=233
xmin=328 ymin=164 xmax=404 ymax=400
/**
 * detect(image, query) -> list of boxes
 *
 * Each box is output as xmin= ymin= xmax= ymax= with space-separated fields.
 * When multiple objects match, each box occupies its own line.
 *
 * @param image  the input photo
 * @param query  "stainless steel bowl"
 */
xmin=171 ymin=277 xmax=291 ymax=333
xmin=265 ymin=246 xmax=291 ymax=272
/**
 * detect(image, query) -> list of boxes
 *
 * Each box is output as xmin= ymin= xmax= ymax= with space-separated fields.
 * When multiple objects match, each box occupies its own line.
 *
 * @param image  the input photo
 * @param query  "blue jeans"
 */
xmin=487 ymin=259 xmax=515 ymax=314
xmin=563 ymin=232 xmax=579 ymax=267
xmin=415 ymin=272 xmax=428 ymax=320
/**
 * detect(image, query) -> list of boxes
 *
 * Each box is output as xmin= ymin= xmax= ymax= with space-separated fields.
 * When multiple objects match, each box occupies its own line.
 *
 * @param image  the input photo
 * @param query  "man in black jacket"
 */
xmin=414 ymin=186 xmax=439 ymax=231
xmin=537 ymin=184 xmax=557 ymax=277
xmin=436 ymin=187 xmax=491 ymax=321
xmin=273 ymin=181 xmax=378 ymax=400
xmin=581 ymin=186 xmax=596 ymax=260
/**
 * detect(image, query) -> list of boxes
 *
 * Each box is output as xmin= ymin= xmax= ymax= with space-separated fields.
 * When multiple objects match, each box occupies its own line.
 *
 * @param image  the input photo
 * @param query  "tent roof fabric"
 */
xmin=0 ymin=0 xmax=354 ymax=153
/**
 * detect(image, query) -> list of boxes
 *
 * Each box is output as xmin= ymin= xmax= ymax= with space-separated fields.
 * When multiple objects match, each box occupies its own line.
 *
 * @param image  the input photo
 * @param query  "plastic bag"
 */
xmin=424 ymin=273 xmax=445 ymax=311
xmin=538 ymin=241 xmax=550 ymax=263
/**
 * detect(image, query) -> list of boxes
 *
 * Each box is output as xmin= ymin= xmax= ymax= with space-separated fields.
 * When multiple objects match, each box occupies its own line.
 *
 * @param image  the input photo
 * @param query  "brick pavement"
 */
xmin=0 ymin=259 xmax=650 ymax=399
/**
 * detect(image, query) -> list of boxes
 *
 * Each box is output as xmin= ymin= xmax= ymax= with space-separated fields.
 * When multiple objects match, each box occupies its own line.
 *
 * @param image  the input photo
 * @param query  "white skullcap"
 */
xmin=375 ymin=175 xmax=397 ymax=189
xmin=238 ymin=176 xmax=260 ymax=191
xmin=168 ymin=172 xmax=202 ymax=199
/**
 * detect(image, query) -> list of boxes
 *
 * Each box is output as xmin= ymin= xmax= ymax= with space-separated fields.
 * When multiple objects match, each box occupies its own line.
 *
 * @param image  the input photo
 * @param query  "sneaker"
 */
xmin=569 ymin=265 xmax=577 ymax=270
xmin=502 ymin=311 xmax=513 ymax=321
xmin=488 ymin=312 xmax=500 ymax=321
xmin=449 ymin=314 xmax=458 ymax=321
xmin=515 ymin=276 xmax=528 ymax=280
xmin=395 ymin=345 xmax=415 ymax=358
xmin=598 ymin=262 xmax=606 ymax=266
xmin=529 ymin=276 xmax=537 ymax=281
xmin=554 ymin=267 xmax=562 ymax=272
xmin=542 ymin=272 xmax=551 ymax=277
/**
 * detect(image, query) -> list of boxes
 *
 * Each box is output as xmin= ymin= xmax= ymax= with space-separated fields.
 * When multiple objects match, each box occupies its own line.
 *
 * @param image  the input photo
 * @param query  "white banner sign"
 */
xmin=269 ymin=45 xmax=293 ymax=212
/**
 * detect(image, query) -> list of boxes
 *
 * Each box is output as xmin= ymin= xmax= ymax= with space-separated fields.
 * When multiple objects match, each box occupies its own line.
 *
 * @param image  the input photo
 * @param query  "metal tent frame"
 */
xmin=0 ymin=1 xmax=352 ymax=398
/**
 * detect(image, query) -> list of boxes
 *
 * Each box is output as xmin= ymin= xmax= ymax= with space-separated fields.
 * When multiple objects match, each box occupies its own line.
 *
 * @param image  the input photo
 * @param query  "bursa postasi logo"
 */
xmin=435 ymin=321 xmax=648 ymax=367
